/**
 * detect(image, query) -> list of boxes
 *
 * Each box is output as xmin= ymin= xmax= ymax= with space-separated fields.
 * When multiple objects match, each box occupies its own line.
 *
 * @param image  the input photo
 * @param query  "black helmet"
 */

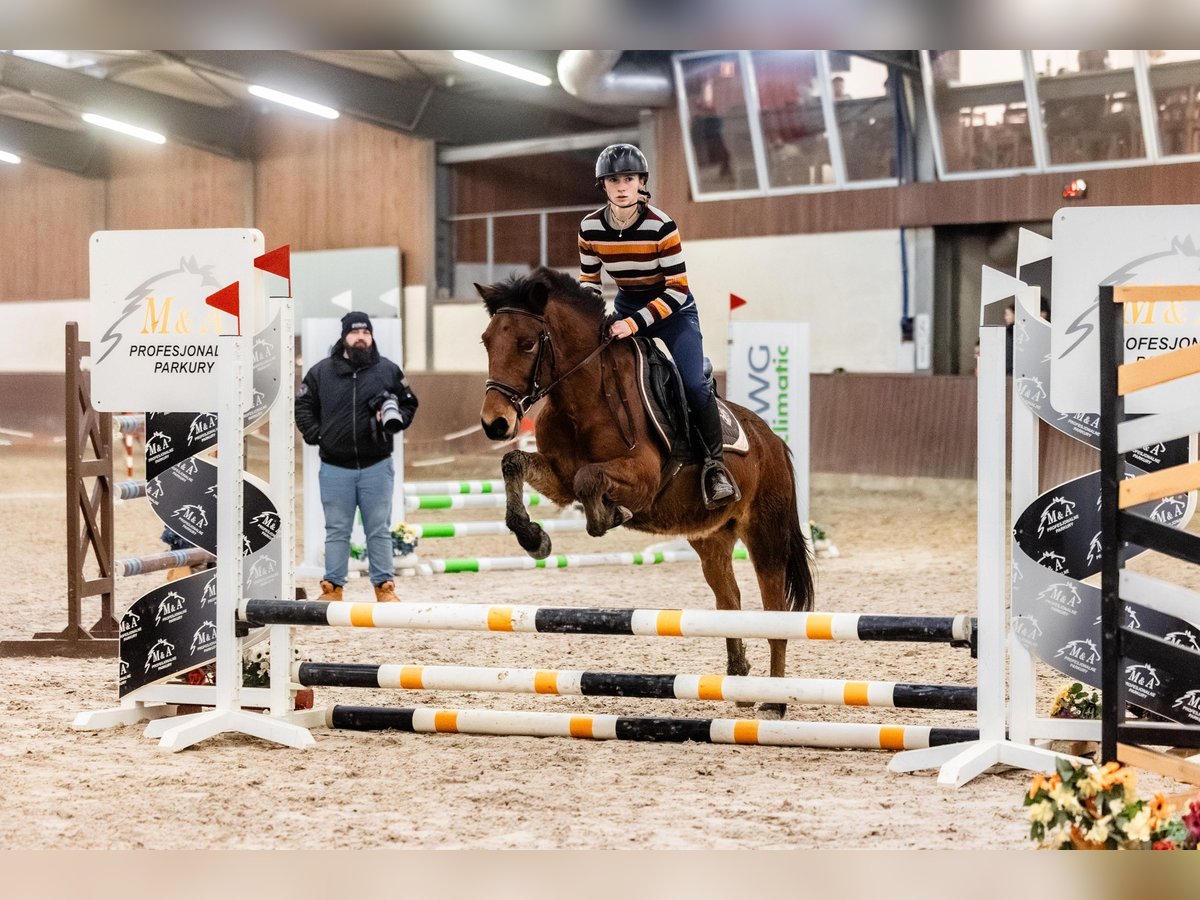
xmin=595 ymin=143 xmax=648 ymax=183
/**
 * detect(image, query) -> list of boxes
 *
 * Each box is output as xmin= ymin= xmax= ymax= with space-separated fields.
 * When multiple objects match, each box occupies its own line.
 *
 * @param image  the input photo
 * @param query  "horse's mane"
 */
xmin=481 ymin=267 xmax=606 ymax=323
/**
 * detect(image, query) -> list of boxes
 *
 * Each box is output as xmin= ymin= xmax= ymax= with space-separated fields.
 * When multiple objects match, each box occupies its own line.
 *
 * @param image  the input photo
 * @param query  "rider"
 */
xmin=577 ymin=143 xmax=737 ymax=508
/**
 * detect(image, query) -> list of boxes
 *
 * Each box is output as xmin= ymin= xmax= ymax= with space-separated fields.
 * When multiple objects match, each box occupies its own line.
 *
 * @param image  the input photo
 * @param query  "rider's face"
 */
xmin=603 ymin=173 xmax=643 ymax=207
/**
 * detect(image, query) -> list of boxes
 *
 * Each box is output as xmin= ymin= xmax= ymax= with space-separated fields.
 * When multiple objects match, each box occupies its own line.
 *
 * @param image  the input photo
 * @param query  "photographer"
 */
xmin=295 ymin=311 xmax=418 ymax=603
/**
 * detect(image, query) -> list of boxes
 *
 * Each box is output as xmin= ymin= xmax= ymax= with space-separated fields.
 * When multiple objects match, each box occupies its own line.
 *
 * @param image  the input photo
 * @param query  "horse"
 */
xmin=476 ymin=268 xmax=814 ymax=719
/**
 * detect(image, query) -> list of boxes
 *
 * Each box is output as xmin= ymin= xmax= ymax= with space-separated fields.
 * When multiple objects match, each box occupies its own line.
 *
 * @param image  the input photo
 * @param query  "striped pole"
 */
xmin=421 ymin=547 xmax=748 ymax=573
xmin=241 ymin=599 xmax=974 ymax=645
xmin=404 ymin=493 xmax=547 ymax=511
xmin=404 ymin=479 xmax=506 ymax=496
xmin=116 ymin=547 xmax=213 ymax=577
xmin=327 ymin=705 xmax=979 ymax=750
xmin=296 ymin=662 xmax=977 ymax=710
xmin=413 ymin=519 xmax=589 ymax=539
xmin=115 ymin=479 xmax=147 ymax=501
xmin=124 ymin=433 xmax=135 ymax=478
xmin=113 ymin=415 xmax=145 ymax=434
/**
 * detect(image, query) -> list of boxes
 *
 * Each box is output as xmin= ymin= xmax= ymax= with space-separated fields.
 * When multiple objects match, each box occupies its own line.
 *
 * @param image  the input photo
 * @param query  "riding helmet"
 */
xmin=595 ymin=143 xmax=649 ymax=188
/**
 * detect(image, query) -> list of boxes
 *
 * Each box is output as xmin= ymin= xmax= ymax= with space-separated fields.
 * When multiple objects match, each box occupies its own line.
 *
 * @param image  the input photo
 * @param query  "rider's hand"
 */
xmin=610 ymin=319 xmax=634 ymax=340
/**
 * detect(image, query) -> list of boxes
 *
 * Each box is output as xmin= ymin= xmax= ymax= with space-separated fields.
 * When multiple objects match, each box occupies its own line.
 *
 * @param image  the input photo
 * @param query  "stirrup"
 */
xmin=700 ymin=460 xmax=740 ymax=510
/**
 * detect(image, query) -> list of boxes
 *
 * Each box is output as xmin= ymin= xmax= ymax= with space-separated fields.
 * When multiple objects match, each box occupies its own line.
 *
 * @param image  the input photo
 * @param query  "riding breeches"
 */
xmin=615 ymin=291 xmax=711 ymax=410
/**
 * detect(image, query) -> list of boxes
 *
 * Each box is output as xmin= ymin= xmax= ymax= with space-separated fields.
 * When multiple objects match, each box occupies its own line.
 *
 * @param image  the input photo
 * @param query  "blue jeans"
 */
xmin=319 ymin=456 xmax=394 ymax=586
xmin=616 ymin=292 xmax=711 ymax=409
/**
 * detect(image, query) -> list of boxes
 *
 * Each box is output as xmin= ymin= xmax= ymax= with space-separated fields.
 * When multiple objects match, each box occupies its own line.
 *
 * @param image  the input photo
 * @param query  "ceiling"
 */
xmin=0 ymin=50 xmax=664 ymax=176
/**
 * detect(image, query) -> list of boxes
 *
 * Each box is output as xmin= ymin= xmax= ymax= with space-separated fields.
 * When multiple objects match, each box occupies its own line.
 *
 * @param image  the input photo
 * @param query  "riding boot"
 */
xmin=695 ymin=394 xmax=740 ymax=509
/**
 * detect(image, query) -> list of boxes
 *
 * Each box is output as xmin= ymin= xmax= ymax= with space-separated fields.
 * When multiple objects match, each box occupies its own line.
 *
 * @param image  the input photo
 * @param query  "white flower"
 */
xmin=1123 ymin=805 xmax=1153 ymax=843
xmin=1049 ymin=783 xmax=1083 ymax=816
xmin=1085 ymin=816 xmax=1112 ymax=845
xmin=1027 ymin=800 xmax=1056 ymax=825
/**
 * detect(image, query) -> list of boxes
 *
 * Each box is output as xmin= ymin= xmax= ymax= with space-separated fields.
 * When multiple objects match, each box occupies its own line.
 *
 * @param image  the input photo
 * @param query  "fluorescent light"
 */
xmin=81 ymin=113 xmax=166 ymax=144
xmin=12 ymin=50 xmax=97 ymax=70
xmin=453 ymin=51 xmax=552 ymax=87
xmin=0 ymin=150 xmax=20 ymax=164
xmin=248 ymin=84 xmax=339 ymax=119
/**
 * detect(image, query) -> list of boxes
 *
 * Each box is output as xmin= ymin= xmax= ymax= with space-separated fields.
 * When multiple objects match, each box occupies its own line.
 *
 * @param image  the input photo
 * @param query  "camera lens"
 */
xmin=380 ymin=396 xmax=403 ymax=434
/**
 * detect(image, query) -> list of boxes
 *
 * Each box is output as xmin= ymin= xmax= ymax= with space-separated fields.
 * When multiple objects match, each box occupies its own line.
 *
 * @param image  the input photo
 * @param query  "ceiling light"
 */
xmin=0 ymin=150 xmax=20 ymax=164
xmin=12 ymin=50 xmax=97 ymax=69
xmin=248 ymin=85 xmax=339 ymax=119
xmin=82 ymin=113 xmax=166 ymax=144
xmin=453 ymin=51 xmax=552 ymax=87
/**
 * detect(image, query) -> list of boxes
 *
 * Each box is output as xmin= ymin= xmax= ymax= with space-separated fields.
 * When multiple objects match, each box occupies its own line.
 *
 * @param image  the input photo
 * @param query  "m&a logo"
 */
xmin=253 ymin=337 xmax=273 ymax=363
xmin=1038 ymin=496 xmax=1078 ymax=538
xmin=145 ymin=479 xmax=164 ymax=502
xmin=1126 ymin=606 xmax=1142 ymax=630
xmin=1015 ymin=376 xmax=1047 ymax=404
xmin=190 ymin=620 xmax=218 ymax=654
xmin=145 ymin=431 xmax=173 ymax=463
xmin=1125 ymin=663 xmax=1162 ymax=700
xmin=205 ymin=483 xmax=218 ymax=496
xmin=155 ymin=591 xmax=187 ymax=626
xmin=1171 ymin=689 xmax=1200 ymax=723
xmin=1057 ymin=412 xmax=1100 ymax=441
xmin=247 ymin=388 xmax=266 ymax=417
xmin=1150 ymin=495 xmax=1186 ymax=523
xmin=1055 ymin=638 xmax=1101 ymax=675
xmin=120 ymin=610 xmax=141 ymax=637
xmin=250 ymin=511 xmax=280 ymax=540
xmin=118 ymin=658 xmax=130 ymax=687
xmin=144 ymin=638 xmax=177 ymax=673
xmin=173 ymin=503 xmax=209 ymax=536
xmin=1036 ymin=581 xmax=1083 ymax=617
xmin=242 ymin=534 xmax=254 ymax=557
xmin=186 ymin=413 xmax=218 ymax=446
xmin=178 ymin=457 xmax=199 ymax=476
xmin=1037 ymin=550 xmax=1069 ymax=574
xmin=1166 ymin=629 xmax=1200 ymax=652
xmin=200 ymin=573 xmax=218 ymax=607
xmin=248 ymin=555 xmax=278 ymax=583
xmin=1086 ymin=531 xmax=1103 ymax=567
xmin=1012 ymin=615 xmax=1043 ymax=643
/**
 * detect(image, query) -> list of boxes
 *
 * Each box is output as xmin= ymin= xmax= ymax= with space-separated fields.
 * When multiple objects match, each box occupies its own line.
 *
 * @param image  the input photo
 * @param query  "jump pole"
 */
xmin=296 ymin=661 xmax=977 ymax=710
xmin=325 ymin=705 xmax=979 ymax=750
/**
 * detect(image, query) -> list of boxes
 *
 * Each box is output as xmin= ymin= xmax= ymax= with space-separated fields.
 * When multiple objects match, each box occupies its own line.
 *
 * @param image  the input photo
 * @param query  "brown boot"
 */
xmin=319 ymin=580 xmax=343 ymax=601
xmin=374 ymin=580 xmax=399 ymax=603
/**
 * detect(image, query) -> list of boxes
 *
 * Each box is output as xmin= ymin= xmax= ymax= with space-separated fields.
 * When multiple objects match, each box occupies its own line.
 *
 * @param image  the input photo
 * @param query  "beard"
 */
xmin=346 ymin=343 xmax=373 ymax=368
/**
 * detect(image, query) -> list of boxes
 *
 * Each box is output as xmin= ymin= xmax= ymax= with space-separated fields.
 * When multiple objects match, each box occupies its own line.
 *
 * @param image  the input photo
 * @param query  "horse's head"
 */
xmin=477 ymin=267 xmax=603 ymax=441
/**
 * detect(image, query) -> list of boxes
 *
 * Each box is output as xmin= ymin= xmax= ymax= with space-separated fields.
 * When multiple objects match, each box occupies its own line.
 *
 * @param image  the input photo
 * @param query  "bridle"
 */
xmin=484 ymin=307 xmax=610 ymax=416
xmin=484 ymin=307 xmax=636 ymax=448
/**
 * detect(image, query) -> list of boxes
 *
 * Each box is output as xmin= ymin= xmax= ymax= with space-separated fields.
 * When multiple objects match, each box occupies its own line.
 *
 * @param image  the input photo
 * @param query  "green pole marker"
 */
xmin=418 ymin=523 xmax=457 ymax=538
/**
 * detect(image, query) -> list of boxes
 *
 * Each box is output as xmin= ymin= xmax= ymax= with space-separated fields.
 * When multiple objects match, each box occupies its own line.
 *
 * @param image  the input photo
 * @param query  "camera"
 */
xmin=370 ymin=391 xmax=405 ymax=434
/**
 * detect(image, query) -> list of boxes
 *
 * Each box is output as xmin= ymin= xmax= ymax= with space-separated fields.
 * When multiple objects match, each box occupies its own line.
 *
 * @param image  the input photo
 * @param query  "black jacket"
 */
xmin=295 ymin=348 xmax=418 ymax=469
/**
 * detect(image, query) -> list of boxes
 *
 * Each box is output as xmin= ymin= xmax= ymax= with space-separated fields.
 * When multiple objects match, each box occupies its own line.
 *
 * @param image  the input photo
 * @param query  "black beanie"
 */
xmin=341 ymin=311 xmax=373 ymax=339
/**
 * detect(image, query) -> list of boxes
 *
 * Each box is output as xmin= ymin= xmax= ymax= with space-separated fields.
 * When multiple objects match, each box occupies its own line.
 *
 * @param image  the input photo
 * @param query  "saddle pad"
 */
xmin=630 ymin=338 xmax=749 ymax=456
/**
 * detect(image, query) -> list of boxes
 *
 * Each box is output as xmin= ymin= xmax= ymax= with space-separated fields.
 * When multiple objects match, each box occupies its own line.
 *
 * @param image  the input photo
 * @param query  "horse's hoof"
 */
xmin=614 ymin=505 xmax=632 ymax=526
xmin=528 ymin=530 xmax=552 ymax=560
xmin=516 ymin=523 xmax=552 ymax=559
xmin=758 ymin=703 xmax=786 ymax=720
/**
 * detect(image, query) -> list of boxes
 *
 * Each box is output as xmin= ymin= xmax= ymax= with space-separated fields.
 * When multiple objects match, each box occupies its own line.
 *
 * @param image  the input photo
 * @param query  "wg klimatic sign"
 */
xmin=90 ymin=229 xmax=262 ymax=411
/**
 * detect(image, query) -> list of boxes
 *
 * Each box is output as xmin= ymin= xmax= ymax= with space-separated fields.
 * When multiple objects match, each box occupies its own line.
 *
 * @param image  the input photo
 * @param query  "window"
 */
xmin=1032 ymin=50 xmax=1144 ymax=166
xmin=677 ymin=52 xmax=758 ymax=195
xmin=753 ymin=50 xmax=832 ymax=187
xmin=831 ymin=55 xmax=898 ymax=182
xmin=1146 ymin=50 xmax=1200 ymax=158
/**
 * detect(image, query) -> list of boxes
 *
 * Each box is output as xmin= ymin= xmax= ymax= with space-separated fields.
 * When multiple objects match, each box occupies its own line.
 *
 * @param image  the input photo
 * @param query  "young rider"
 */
xmin=577 ymin=143 xmax=737 ymax=507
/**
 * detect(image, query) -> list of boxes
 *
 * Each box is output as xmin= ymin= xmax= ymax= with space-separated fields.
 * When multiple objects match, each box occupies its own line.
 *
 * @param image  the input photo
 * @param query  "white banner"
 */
xmin=726 ymin=321 xmax=810 ymax=527
xmin=90 ymin=229 xmax=262 ymax=411
xmin=1050 ymin=206 xmax=1200 ymax=414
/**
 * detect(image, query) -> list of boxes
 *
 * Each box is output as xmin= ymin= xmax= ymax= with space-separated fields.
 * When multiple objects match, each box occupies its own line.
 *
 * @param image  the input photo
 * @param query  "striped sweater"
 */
xmin=578 ymin=203 xmax=693 ymax=333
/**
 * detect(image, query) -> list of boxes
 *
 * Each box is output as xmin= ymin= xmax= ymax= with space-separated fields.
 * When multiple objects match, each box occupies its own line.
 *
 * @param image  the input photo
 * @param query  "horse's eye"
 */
xmin=518 ymin=339 xmax=536 ymax=353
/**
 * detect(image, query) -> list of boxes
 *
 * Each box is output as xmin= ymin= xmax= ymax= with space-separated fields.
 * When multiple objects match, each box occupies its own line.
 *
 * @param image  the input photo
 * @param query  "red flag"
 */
xmin=730 ymin=293 xmax=748 ymax=312
xmin=254 ymin=245 xmax=291 ymax=281
xmin=206 ymin=281 xmax=241 ymax=335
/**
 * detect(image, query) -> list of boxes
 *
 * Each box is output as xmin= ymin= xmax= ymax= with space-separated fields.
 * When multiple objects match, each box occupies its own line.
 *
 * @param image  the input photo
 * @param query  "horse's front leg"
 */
xmin=573 ymin=461 xmax=656 ymax=538
xmin=500 ymin=449 xmax=565 ymax=559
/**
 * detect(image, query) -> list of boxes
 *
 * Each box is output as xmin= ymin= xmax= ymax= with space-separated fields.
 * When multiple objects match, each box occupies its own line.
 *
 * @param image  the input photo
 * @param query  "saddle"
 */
xmin=629 ymin=336 xmax=749 ymax=465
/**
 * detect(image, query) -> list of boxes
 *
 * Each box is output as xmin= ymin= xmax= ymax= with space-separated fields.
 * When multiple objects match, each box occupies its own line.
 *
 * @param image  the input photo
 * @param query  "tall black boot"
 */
xmin=695 ymin=394 xmax=739 ymax=509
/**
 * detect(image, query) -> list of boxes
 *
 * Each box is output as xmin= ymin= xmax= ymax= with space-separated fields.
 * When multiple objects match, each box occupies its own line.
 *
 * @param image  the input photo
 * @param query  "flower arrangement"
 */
xmin=1049 ymin=682 xmax=1102 ymax=719
xmin=242 ymin=642 xmax=306 ymax=688
xmin=391 ymin=522 xmax=420 ymax=557
xmin=1024 ymin=758 xmax=1200 ymax=850
xmin=808 ymin=520 xmax=839 ymax=559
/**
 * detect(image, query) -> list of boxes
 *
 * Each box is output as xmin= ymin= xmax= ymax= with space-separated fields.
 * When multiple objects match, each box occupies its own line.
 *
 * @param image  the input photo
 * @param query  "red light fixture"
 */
xmin=1062 ymin=178 xmax=1088 ymax=200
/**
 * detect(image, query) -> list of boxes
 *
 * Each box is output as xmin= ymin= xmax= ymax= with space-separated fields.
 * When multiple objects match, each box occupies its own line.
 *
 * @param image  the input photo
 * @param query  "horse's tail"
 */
xmin=781 ymin=446 xmax=815 ymax=613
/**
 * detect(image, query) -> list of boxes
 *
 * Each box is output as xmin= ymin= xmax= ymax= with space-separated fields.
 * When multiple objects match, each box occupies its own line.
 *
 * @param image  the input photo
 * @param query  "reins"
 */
xmin=484 ymin=307 xmax=637 ymax=449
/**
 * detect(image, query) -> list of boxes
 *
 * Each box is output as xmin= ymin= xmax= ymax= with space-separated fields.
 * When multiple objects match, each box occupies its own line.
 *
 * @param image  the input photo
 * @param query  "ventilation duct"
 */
xmin=556 ymin=51 xmax=672 ymax=108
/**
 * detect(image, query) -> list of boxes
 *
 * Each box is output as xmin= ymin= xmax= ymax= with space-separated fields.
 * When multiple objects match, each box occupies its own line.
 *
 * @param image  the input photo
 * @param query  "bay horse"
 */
xmin=477 ymin=268 xmax=814 ymax=718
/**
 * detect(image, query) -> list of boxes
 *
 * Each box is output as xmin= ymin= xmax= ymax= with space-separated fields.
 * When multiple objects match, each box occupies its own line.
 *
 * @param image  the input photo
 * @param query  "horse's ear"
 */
xmin=528 ymin=280 xmax=549 ymax=313
xmin=474 ymin=282 xmax=493 ymax=301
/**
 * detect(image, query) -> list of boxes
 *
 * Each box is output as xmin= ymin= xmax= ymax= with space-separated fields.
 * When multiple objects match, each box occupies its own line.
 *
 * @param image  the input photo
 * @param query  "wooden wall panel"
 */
xmin=254 ymin=115 xmax=436 ymax=287
xmin=105 ymin=142 xmax=252 ymax=232
xmin=0 ymin=160 xmax=103 ymax=301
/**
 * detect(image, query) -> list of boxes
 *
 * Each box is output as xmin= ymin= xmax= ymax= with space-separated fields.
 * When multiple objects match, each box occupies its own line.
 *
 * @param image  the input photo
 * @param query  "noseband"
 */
xmin=485 ymin=307 xmax=617 ymax=418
